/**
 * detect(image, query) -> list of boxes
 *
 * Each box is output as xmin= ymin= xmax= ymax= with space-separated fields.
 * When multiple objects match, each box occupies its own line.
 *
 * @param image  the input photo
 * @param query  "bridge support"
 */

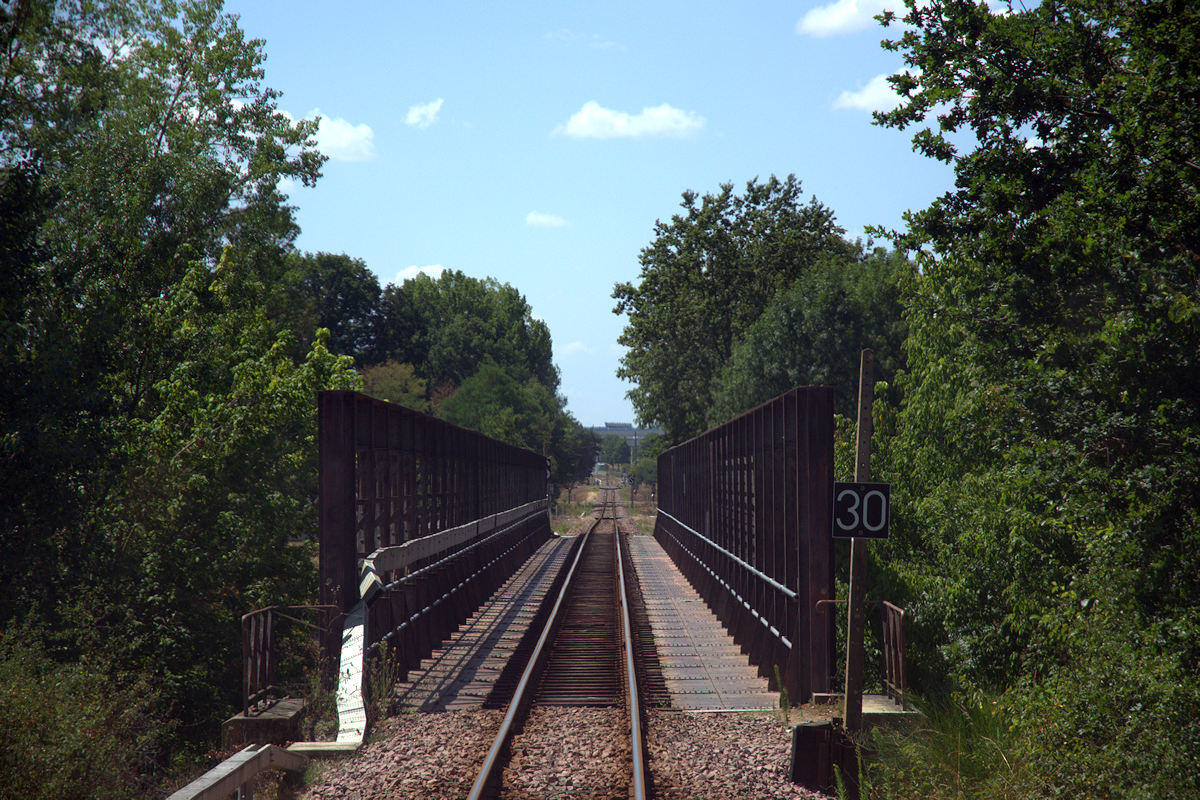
xmin=654 ymin=386 xmax=834 ymax=704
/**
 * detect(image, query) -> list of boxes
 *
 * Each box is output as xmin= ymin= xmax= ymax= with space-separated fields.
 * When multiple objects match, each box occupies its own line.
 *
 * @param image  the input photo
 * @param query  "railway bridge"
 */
xmin=172 ymin=387 xmax=908 ymax=799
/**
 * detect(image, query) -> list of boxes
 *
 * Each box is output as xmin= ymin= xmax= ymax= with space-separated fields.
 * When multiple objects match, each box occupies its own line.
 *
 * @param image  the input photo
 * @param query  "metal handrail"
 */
xmin=365 ymin=509 xmax=544 ymax=655
xmin=815 ymin=598 xmax=908 ymax=706
xmin=658 ymin=518 xmax=792 ymax=647
xmin=657 ymin=509 xmax=797 ymax=599
xmin=882 ymin=601 xmax=907 ymax=707
xmin=241 ymin=604 xmax=339 ymax=716
xmin=167 ymin=744 xmax=308 ymax=800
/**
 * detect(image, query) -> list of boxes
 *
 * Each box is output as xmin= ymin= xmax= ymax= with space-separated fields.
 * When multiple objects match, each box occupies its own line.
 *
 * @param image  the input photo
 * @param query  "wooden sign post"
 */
xmin=843 ymin=349 xmax=873 ymax=734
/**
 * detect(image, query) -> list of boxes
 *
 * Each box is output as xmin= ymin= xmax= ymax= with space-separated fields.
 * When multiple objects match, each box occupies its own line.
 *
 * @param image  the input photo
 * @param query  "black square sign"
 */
xmin=833 ymin=482 xmax=890 ymax=539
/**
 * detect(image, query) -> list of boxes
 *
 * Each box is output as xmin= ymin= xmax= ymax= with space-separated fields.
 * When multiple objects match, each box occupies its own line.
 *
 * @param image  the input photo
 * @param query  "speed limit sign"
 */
xmin=833 ymin=482 xmax=890 ymax=539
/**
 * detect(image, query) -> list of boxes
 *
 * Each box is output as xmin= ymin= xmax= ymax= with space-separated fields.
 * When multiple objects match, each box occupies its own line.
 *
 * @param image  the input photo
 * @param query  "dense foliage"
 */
xmin=0 ymin=2 xmax=596 ymax=791
xmin=708 ymin=246 xmax=910 ymax=426
xmin=629 ymin=432 xmax=664 ymax=488
xmin=859 ymin=0 xmax=1200 ymax=796
xmin=282 ymin=252 xmax=382 ymax=364
xmin=440 ymin=360 xmax=595 ymax=485
xmin=613 ymin=175 xmax=910 ymax=442
xmin=375 ymin=269 xmax=558 ymax=392
xmin=613 ymin=3 xmax=1198 ymax=795
xmin=599 ymin=433 xmax=631 ymax=465
xmin=0 ymin=1 xmax=390 ymax=792
xmin=368 ymin=269 xmax=592 ymax=486
xmin=277 ymin=255 xmax=596 ymax=485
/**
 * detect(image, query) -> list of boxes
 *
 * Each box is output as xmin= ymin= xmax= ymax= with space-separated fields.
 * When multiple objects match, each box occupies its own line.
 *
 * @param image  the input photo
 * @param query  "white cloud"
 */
xmin=799 ymin=0 xmax=1009 ymax=37
xmin=310 ymin=109 xmax=376 ymax=161
xmin=834 ymin=73 xmax=904 ymax=112
xmin=394 ymin=264 xmax=445 ymax=284
xmin=559 ymin=341 xmax=594 ymax=357
xmin=526 ymin=211 xmax=567 ymax=228
xmin=797 ymin=0 xmax=893 ymax=37
xmin=406 ymin=98 xmax=444 ymax=129
xmin=555 ymin=101 xmax=705 ymax=139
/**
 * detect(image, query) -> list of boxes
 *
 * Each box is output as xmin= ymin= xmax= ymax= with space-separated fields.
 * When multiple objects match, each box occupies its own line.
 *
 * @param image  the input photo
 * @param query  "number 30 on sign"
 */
xmin=833 ymin=482 xmax=890 ymax=539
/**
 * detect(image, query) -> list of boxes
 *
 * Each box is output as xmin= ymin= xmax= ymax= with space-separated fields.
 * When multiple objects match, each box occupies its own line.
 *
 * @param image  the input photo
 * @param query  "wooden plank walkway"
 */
xmin=392 ymin=535 xmax=575 ymax=712
xmin=626 ymin=534 xmax=779 ymax=711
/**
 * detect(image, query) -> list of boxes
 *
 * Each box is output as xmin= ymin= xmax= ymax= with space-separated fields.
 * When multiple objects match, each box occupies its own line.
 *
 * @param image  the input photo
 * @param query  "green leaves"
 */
xmin=0 ymin=0 xmax=355 ymax=767
xmin=872 ymin=1 xmax=1200 ymax=794
xmin=710 ymin=247 xmax=911 ymax=424
xmin=613 ymin=174 xmax=857 ymax=441
xmin=599 ymin=434 xmax=631 ymax=465
xmin=376 ymin=269 xmax=557 ymax=392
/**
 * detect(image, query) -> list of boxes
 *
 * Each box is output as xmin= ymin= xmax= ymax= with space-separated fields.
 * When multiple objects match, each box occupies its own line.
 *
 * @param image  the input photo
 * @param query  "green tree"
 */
xmin=375 ymin=270 xmax=557 ymax=390
xmin=629 ymin=455 xmax=655 ymax=487
xmin=439 ymin=361 xmax=584 ymax=485
xmin=599 ymin=434 xmax=631 ymax=465
xmin=628 ymin=431 xmax=662 ymax=485
xmin=75 ymin=252 xmax=359 ymax=738
xmin=708 ymin=246 xmax=910 ymax=424
xmin=872 ymin=0 xmax=1200 ymax=795
xmin=613 ymin=175 xmax=854 ymax=442
xmin=0 ymin=628 xmax=158 ymax=800
xmin=566 ymin=427 xmax=601 ymax=484
xmin=361 ymin=360 xmax=429 ymax=411
xmin=0 ymin=0 xmax=360 ymax=773
xmin=283 ymin=252 xmax=382 ymax=364
xmin=1 ymin=0 xmax=323 ymax=622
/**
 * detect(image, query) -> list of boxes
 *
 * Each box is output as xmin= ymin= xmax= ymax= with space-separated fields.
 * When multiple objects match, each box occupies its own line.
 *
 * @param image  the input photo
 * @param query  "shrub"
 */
xmin=0 ymin=630 xmax=159 ymax=800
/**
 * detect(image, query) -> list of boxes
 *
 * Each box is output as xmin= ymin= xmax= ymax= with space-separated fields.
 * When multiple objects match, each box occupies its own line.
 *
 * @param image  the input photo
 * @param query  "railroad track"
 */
xmin=469 ymin=486 xmax=649 ymax=799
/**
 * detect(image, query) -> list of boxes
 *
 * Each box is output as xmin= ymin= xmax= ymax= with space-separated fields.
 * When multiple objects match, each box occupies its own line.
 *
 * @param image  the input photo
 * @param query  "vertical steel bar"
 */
xmin=242 ymin=613 xmax=253 ymax=716
xmin=808 ymin=386 xmax=835 ymax=697
xmin=319 ymin=392 xmax=358 ymax=615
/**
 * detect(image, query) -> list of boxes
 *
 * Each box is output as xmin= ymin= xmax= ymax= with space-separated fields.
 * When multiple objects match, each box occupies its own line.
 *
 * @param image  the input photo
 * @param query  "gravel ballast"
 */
xmin=648 ymin=711 xmax=827 ymax=800
xmin=299 ymin=709 xmax=504 ymax=800
xmin=299 ymin=707 xmax=827 ymax=799
xmin=501 ymin=706 xmax=631 ymax=799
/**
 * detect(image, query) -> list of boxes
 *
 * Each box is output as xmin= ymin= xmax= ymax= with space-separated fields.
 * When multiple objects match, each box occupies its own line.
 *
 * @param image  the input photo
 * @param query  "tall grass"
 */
xmin=861 ymin=691 xmax=1036 ymax=800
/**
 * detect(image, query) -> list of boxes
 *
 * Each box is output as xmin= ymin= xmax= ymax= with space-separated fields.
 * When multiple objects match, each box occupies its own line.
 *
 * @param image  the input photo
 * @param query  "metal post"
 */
xmin=844 ymin=349 xmax=874 ymax=733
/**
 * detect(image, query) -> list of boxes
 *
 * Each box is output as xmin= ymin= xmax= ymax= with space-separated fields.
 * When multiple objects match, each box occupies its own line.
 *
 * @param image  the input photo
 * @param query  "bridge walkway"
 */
xmin=392 ymin=527 xmax=775 ymax=714
xmin=626 ymin=533 xmax=778 ymax=711
xmin=393 ymin=535 xmax=575 ymax=712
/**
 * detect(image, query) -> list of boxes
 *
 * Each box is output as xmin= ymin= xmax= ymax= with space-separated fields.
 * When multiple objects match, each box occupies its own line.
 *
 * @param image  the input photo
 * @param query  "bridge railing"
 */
xmin=241 ymin=605 xmax=338 ymax=717
xmin=881 ymin=601 xmax=907 ymax=707
xmin=655 ymin=387 xmax=834 ymax=703
xmin=316 ymin=391 xmax=552 ymax=744
xmin=358 ymin=499 xmax=550 ymax=678
xmin=319 ymin=391 xmax=549 ymax=612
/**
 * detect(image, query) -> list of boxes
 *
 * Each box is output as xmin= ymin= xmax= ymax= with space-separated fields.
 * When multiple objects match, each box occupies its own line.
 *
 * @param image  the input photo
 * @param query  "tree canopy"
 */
xmin=863 ymin=0 xmax=1200 ymax=795
xmin=708 ymin=246 xmax=910 ymax=425
xmin=614 ymin=174 xmax=906 ymax=442
xmin=375 ymin=269 xmax=557 ymax=392
xmin=282 ymin=252 xmax=382 ymax=364
xmin=599 ymin=434 xmax=631 ymax=465
xmin=438 ymin=360 xmax=585 ymax=486
xmin=0 ymin=1 xmax=359 ymax=792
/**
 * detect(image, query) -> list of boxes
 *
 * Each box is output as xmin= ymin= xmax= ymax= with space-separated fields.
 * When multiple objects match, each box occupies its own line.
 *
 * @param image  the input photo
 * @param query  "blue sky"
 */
xmin=224 ymin=0 xmax=955 ymax=426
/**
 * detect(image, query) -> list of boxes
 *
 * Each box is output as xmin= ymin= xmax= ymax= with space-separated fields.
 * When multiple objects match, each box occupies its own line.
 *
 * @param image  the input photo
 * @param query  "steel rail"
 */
xmin=466 ymin=494 xmax=605 ymax=800
xmin=467 ymin=486 xmax=647 ymax=800
xmin=615 ymin=491 xmax=649 ymax=800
